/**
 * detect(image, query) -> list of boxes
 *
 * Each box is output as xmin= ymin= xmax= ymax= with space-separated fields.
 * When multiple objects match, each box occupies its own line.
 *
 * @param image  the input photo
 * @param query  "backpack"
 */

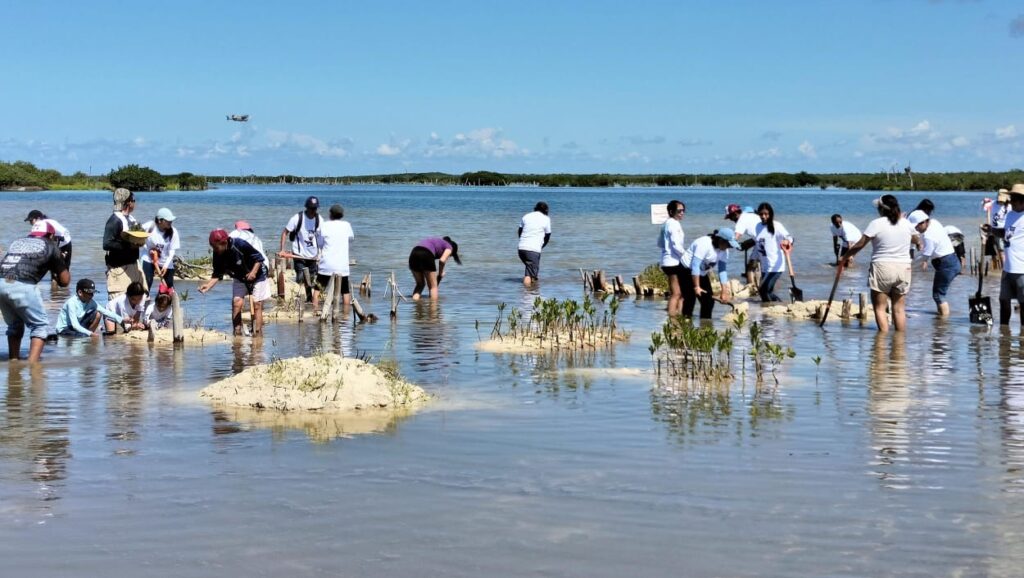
xmin=288 ymin=212 xmax=321 ymax=244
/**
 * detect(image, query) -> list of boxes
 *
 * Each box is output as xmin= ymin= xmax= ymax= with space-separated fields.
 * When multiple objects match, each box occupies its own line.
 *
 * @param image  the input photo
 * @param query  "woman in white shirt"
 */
xmin=140 ymin=208 xmax=180 ymax=296
xmin=680 ymin=228 xmax=739 ymax=319
xmin=842 ymin=195 xmax=922 ymax=332
xmin=907 ymin=210 xmax=960 ymax=317
xmin=743 ymin=202 xmax=793 ymax=302
xmin=657 ymin=200 xmax=687 ymax=316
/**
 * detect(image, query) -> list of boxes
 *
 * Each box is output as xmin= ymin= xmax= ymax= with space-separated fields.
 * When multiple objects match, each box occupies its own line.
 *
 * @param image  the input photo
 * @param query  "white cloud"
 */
xmin=740 ymin=147 xmax=781 ymax=160
xmin=950 ymin=136 xmax=970 ymax=148
xmin=996 ymin=125 xmax=1017 ymax=140
xmin=376 ymin=143 xmax=401 ymax=156
xmin=797 ymin=141 xmax=817 ymax=159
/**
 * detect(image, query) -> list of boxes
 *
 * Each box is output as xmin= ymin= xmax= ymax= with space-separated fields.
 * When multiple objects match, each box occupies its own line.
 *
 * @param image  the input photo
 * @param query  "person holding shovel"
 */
xmin=199 ymin=229 xmax=269 ymax=336
xmin=999 ymin=184 xmax=1024 ymax=326
xmin=680 ymin=228 xmax=740 ymax=319
xmin=841 ymin=195 xmax=922 ymax=332
xmin=741 ymin=202 xmax=793 ymax=302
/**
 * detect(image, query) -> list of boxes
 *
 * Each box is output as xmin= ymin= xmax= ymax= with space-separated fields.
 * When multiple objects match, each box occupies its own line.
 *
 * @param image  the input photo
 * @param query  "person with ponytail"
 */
xmin=408 ymin=236 xmax=461 ymax=300
xmin=740 ymin=202 xmax=792 ymax=302
xmin=657 ymin=200 xmax=687 ymax=316
xmin=842 ymin=194 xmax=922 ymax=331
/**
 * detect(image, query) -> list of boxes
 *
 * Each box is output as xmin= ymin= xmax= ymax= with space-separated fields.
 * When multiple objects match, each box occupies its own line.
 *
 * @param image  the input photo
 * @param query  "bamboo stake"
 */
xmin=332 ymin=274 xmax=343 ymax=321
xmin=319 ymin=275 xmax=335 ymax=321
xmin=171 ymin=289 xmax=184 ymax=343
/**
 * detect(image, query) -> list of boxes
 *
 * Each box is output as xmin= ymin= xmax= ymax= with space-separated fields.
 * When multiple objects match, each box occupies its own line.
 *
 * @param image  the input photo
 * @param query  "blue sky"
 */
xmin=3 ymin=0 xmax=1023 ymax=176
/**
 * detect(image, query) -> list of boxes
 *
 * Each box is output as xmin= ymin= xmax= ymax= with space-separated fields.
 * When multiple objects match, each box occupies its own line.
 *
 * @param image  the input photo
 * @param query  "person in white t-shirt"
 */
xmin=724 ymin=203 xmax=760 ymax=285
xmin=679 ymin=228 xmax=739 ymax=319
xmin=829 ymin=214 xmax=862 ymax=265
xmin=279 ymin=195 xmax=322 ymax=309
xmin=315 ymin=204 xmax=355 ymax=313
xmin=907 ymin=210 xmax=960 ymax=317
xmin=517 ymin=202 xmax=552 ymax=287
xmin=106 ymin=281 xmax=148 ymax=332
xmin=657 ymin=200 xmax=686 ymax=316
xmin=1000 ymin=185 xmax=1024 ymax=326
xmin=139 ymin=207 xmax=180 ymax=296
xmin=740 ymin=202 xmax=793 ymax=302
xmin=842 ymin=195 xmax=922 ymax=332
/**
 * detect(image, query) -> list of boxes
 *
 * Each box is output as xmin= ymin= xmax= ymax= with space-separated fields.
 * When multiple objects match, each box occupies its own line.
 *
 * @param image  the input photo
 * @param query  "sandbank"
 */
xmin=475 ymin=331 xmax=629 ymax=354
xmin=118 ymin=327 xmax=233 ymax=344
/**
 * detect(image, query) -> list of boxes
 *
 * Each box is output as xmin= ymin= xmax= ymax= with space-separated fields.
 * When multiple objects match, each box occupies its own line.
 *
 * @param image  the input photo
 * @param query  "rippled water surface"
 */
xmin=2 ymin=185 xmax=1023 ymax=577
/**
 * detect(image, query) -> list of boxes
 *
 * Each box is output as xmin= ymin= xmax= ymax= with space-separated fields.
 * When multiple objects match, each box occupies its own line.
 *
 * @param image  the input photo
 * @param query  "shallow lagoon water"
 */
xmin=1 ymin=185 xmax=1023 ymax=576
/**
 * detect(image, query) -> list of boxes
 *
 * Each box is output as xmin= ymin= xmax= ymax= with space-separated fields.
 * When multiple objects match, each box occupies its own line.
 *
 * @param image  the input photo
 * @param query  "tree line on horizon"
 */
xmin=3 ymin=159 xmax=1022 ymax=192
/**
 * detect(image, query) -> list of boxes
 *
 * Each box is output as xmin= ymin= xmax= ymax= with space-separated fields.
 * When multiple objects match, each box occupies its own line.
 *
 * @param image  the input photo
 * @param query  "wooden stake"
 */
xmin=276 ymin=258 xmax=286 ymax=298
xmin=171 ymin=289 xmax=184 ymax=343
xmin=858 ymin=292 xmax=867 ymax=321
xmin=632 ymin=276 xmax=642 ymax=295
xmin=319 ymin=275 xmax=335 ymax=321
xmin=841 ymin=298 xmax=852 ymax=320
xmin=332 ymin=274 xmax=343 ymax=321
xmin=390 ymin=271 xmax=398 ymax=319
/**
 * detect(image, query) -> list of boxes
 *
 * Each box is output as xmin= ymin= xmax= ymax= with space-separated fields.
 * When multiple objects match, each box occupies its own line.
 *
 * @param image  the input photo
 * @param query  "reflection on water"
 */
xmin=4 ymin=186 xmax=1024 ymax=575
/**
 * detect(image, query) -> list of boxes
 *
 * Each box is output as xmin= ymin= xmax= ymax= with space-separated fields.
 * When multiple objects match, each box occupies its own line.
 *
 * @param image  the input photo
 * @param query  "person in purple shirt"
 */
xmin=408 ymin=236 xmax=461 ymax=300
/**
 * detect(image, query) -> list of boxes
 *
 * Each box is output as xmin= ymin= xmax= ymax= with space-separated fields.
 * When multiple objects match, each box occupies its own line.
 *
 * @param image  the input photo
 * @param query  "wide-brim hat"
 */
xmin=998 ymin=188 xmax=1011 ymax=203
xmin=1010 ymin=184 xmax=1024 ymax=197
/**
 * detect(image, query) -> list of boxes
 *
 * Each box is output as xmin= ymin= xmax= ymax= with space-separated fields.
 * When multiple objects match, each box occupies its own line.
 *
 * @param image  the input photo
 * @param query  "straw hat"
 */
xmin=1010 ymin=183 xmax=1024 ymax=197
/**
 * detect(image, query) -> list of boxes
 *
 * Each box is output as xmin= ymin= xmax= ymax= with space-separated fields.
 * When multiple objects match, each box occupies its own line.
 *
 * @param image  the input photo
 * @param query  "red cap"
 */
xmin=29 ymin=221 xmax=55 ymax=237
xmin=723 ymin=203 xmax=742 ymax=219
xmin=208 ymin=229 xmax=230 ymax=245
xmin=157 ymin=283 xmax=174 ymax=296
xmin=234 ymin=220 xmax=252 ymax=231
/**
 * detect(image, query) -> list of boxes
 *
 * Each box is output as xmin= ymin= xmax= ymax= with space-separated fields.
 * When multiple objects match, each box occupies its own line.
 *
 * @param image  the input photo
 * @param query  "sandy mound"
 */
xmin=212 ymin=405 xmax=417 ymax=442
xmin=721 ymin=301 xmax=751 ymax=323
xmin=476 ymin=331 xmax=629 ymax=354
xmin=118 ymin=327 xmax=233 ymax=344
xmin=199 ymin=353 xmax=429 ymax=412
xmin=763 ymin=299 xmax=829 ymax=319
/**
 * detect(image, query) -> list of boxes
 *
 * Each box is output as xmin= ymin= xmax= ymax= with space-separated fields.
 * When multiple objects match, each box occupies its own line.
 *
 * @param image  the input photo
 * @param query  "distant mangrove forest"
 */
xmin=3 ymin=159 xmax=1022 ymax=192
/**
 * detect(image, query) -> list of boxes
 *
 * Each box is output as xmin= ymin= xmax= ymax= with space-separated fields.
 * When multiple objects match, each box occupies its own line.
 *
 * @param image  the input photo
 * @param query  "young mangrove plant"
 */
xmin=483 ymin=295 xmax=628 ymax=349
xmin=650 ymin=316 xmax=734 ymax=385
xmin=747 ymin=321 xmax=795 ymax=385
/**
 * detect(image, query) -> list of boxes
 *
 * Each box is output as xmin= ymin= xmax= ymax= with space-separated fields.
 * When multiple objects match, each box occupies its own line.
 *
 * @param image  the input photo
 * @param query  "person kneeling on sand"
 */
xmin=56 ymin=279 xmax=124 ymax=337
xmin=199 ymin=229 xmax=269 ymax=336
xmin=107 ymin=281 xmax=148 ymax=332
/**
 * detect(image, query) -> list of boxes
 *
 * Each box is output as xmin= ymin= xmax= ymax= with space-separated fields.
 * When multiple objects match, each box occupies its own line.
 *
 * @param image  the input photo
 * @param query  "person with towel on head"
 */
xmin=0 ymin=221 xmax=70 ymax=361
xmin=103 ymin=188 xmax=146 ymax=298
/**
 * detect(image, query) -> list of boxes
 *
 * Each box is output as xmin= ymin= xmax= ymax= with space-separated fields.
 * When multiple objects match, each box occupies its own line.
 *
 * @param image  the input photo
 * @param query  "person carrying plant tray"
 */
xmin=199 ymin=229 xmax=269 ymax=336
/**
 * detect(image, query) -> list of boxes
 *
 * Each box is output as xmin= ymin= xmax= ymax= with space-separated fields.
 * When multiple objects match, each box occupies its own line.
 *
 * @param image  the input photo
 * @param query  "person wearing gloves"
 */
xmin=679 ymin=227 xmax=740 ymax=319
xmin=657 ymin=200 xmax=687 ymax=316
xmin=907 ymin=210 xmax=961 ymax=317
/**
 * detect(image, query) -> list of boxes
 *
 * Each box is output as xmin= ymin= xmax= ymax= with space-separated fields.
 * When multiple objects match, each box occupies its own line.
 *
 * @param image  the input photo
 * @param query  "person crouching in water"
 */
xmin=107 ymin=281 xmax=148 ymax=332
xmin=199 ymin=229 xmax=269 ymax=335
xmin=56 ymin=278 xmax=123 ymax=337
xmin=145 ymin=284 xmax=175 ymax=329
xmin=680 ymin=228 xmax=740 ymax=319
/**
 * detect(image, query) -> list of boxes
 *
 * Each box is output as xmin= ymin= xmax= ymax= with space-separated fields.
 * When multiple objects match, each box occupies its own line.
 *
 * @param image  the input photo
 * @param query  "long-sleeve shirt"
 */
xmin=103 ymin=212 xmax=140 ymax=267
xmin=55 ymin=297 xmax=123 ymax=336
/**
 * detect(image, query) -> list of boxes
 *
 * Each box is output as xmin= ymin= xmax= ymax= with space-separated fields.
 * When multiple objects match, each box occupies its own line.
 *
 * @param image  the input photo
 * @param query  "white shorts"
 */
xmin=232 ymin=279 xmax=271 ymax=302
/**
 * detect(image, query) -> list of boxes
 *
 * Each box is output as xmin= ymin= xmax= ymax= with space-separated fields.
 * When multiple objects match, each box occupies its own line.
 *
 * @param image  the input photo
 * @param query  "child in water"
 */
xmin=107 ymin=282 xmax=148 ymax=331
xmin=144 ymin=284 xmax=175 ymax=329
xmin=55 ymin=278 xmax=124 ymax=336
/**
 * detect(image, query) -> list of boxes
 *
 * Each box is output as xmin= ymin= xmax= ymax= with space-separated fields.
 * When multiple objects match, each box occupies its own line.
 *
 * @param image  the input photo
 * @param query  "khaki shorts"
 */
xmin=868 ymin=261 xmax=911 ymax=296
xmin=232 ymin=279 xmax=271 ymax=302
xmin=106 ymin=263 xmax=146 ymax=296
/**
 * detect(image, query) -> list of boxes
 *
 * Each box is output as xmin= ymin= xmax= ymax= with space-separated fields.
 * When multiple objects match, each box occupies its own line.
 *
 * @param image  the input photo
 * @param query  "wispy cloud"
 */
xmin=797 ymin=141 xmax=817 ymax=159
xmin=996 ymin=124 xmax=1017 ymax=139
xmin=677 ymin=138 xmax=712 ymax=147
xmin=622 ymin=135 xmax=665 ymax=146
xmin=760 ymin=130 xmax=782 ymax=141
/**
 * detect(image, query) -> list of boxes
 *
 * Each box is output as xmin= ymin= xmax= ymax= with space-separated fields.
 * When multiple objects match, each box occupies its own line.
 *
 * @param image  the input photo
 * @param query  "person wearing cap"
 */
xmin=55 ymin=278 xmax=122 ymax=338
xmin=679 ymin=228 xmax=739 ymax=319
xmin=279 ymin=196 xmax=323 ymax=309
xmin=230 ymin=220 xmax=268 ymax=263
xmin=316 ymin=204 xmax=355 ymax=313
xmin=999 ymin=184 xmax=1024 ymax=326
xmin=144 ymin=283 xmax=175 ymax=329
xmin=907 ymin=209 xmax=960 ymax=316
xmin=140 ymin=207 xmax=180 ymax=295
xmin=944 ymin=224 xmax=966 ymax=268
xmin=0 ymin=221 xmax=70 ymax=361
xmin=829 ymin=214 xmax=862 ymax=266
xmin=103 ymin=187 xmax=146 ymax=298
xmin=657 ymin=200 xmax=687 ymax=316
xmin=841 ymin=194 xmax=922 ymax=332
xmin=739 ymin=202 xmax=793 ymax=302
xmin=517 ymin=201 xmax=552 ymax=287
xmin=989 ymin=188 xmax=1011 ymax=270
xmin=200 ymin=229 xmax=269 ymax=335
xmin=24 ymin=210 xmax=72 ymax=271
xmin=408 ymin=236 xmax=461 ymax=301
xmin=724 ymin=203 xmax=760 ymax=285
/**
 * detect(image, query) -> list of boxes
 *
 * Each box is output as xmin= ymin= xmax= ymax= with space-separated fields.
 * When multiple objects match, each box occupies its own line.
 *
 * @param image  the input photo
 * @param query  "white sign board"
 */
xmin=650 ymin=204 xmax=668 ymax=225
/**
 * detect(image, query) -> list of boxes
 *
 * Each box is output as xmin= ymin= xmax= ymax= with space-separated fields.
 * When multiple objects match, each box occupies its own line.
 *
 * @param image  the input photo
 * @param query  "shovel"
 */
xmin=819 ymin=261 xmax=845 ymax=327
xmin=783 ymin=246 xmax=804 ymax=302
xmin=969 ymin=258 xmax=993 ymax=325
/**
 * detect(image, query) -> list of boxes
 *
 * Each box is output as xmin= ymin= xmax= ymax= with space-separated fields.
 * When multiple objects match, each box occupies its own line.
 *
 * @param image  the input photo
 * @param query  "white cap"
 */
xmin=907 ymin=210 xmax=930 ymax=226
